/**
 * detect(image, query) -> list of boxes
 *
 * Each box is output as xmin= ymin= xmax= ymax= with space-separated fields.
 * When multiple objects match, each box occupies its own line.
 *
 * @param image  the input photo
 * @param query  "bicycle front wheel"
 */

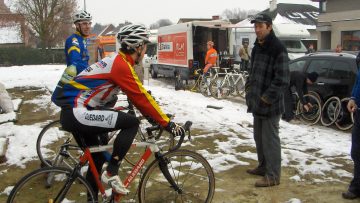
xmin=37 ymin=120 xmax=81 ymax=168
xmin=138 ymin=149 xmax=215 ymax=203
xmin=7 ymin=166 xmax=96 ymax=203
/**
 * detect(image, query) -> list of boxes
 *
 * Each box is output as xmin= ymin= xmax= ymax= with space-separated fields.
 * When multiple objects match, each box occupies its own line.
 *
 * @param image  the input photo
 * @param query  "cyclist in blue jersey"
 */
xmin=62 ymin=10 xmax=92 ymax=83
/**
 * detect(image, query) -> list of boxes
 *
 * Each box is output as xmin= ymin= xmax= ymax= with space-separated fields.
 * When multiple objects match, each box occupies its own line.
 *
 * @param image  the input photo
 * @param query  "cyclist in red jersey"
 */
xmin=52 ymin=24 xmax=185 ymax=197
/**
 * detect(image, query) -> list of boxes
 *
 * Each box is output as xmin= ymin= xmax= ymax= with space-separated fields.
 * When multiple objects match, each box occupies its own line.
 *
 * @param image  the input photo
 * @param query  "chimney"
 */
xmin=269 ymin=0 xmax=277 ymax=12
xmin=212 ymin=15 xmax=220 ymax=20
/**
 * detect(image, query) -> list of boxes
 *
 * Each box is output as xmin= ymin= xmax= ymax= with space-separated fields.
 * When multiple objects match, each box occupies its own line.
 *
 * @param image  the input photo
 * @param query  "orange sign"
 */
xmin=158 ymin=32 xmax=187 ymax=66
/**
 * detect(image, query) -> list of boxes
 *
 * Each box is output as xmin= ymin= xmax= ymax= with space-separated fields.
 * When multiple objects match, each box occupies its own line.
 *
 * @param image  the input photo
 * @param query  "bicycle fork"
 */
xmin=155 ymin=152 xmax=182 ymax=194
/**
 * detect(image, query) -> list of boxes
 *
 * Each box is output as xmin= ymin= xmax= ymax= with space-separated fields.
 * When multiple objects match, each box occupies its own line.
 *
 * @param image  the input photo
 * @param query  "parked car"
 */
xmin=289 ymin=52 xmax=358 ymax=102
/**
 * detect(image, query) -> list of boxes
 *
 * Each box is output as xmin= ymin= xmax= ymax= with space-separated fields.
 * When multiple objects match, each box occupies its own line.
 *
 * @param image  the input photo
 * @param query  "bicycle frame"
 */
xmin=77 ymin=138 xmax=162 ymax=201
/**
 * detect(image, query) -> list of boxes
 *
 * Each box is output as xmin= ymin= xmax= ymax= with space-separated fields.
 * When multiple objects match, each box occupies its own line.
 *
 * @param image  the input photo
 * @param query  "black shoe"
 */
xmin=342 ymin=191 xmax=359 ymax=200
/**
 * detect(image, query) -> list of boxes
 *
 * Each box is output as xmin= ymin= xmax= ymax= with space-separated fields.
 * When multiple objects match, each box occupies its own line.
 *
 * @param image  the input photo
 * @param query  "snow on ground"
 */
xmin=0 ymin=65 xmax=353 ymax=181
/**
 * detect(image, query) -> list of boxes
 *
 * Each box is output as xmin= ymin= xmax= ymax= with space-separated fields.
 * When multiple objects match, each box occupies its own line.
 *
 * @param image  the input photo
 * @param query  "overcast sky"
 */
xmin=83 ymin=0 xmax=318 ymax=27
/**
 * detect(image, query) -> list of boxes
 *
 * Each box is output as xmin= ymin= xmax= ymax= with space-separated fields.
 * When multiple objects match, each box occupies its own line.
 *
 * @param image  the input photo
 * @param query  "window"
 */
xmin=328 ymin=61 xmax=352 ymax=79
xmin=306 ymin=59 xmax=332 ymax=77
xmin=342 ymin=31 xmax=360 ymax=51
xmin=320 ymin=1 xmax=326 ymax=13
xmin=289 ymin=60 xmax=307 ymax=72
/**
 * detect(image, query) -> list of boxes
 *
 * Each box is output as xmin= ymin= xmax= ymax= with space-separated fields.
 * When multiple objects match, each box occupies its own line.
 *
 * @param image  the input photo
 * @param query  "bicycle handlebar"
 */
xmin=171 ymin=121 xmax=192 ymax=151
xmin=144 ymin=120 xmax=193 ymax=151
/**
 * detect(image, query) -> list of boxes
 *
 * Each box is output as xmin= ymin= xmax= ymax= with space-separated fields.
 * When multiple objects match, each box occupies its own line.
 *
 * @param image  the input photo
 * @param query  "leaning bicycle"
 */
xmin=8 ymin=120 xmax=215 ymax=203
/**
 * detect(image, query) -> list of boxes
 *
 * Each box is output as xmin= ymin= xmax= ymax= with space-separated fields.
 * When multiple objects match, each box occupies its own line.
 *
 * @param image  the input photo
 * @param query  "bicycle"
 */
xmin=37 ymin=101 xmax=174 ymax=169
xmin=189 ymin=67 xmax=222 ymax=97
xmin=8 ymin=120 xmax=215 ymax=203
xmin=209 ymin=67 xmax=248 ymax=99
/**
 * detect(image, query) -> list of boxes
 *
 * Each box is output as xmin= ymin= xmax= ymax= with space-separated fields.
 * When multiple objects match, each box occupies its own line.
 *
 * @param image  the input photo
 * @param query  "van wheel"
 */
xmin=151 ymin=68 xmax=158 ymax=78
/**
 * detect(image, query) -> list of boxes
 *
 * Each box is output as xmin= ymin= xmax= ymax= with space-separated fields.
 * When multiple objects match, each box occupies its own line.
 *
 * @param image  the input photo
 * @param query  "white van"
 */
xmin=233 ymin=23 xmax=310 ymax=60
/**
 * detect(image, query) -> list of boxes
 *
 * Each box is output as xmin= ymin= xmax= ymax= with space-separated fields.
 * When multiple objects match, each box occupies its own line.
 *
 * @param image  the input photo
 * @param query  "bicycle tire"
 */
xmin=297 ymin=94 xmax=322 ymax=125
xmin=335 ymin=97 xmax=354 ymax=131
xmin=36 ymin=120 xmax=81 ymax=168
xmin=235 ymin=78 xmax=246 ymax=98
xmin=138 ymin=149 xmax=215 ymax=203
xmin=7 ymin=166 xmax=96 ymax=203
xmin=200 ymin=77 xmax=212 ymax=97
xmin=320 ymin=96 xmax=341 ymax=127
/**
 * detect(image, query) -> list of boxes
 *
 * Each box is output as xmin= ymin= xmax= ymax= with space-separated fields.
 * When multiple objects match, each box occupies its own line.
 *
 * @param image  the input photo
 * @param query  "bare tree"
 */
xmin=150 ymin=19 xmax=172 ymax=29
xmin=13 ymin=0 xmax=77 ymax=49
xmin=222 ymin=8 xmax=259 ymax=22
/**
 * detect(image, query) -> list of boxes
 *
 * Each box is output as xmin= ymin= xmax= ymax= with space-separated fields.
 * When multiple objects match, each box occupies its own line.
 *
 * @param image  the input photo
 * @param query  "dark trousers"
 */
xmin=241 ymin=60 xmax=249 ymax=71
xmin=283 ymin=87 xmax=295 ymax=121
xmin=253 ymin=114 xmax=281 ymax=179
xmin=349 ymin=110 xmax=360 ymax=194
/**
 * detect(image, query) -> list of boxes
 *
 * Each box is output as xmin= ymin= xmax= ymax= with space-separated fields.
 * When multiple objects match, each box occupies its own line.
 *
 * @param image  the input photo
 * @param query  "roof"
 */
xmin=98 ymin=24 xmax=116 ymax=36
xmin=306 ymin=52 xmax=357 ymax=59
xmin=177 ymin=18 xmax=212 ymax=24
xmin=235 ymin=3 xmax=318 ymax=28
xmin=264 ymin=3 xmax=318 ymax=26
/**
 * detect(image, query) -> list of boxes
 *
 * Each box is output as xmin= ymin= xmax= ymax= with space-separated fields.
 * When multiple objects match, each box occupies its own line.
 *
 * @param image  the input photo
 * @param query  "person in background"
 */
xmin=335 ymin=44 xmax=343 ymax=53
xmin=343 ymin=51 xmax=360 ymax=199
xmin=0 ymin=82 xmax=14 ymax=114
xmin=63 ymin=10 xmax=92 ymax=83
xmin=203 ymin=41 xmax=218 ymax=74
xmin=245 ymin=13 xmax=289 ymax=187
xmin=282 ymin=71 xmax=318 ymax=123
xmin=306 ymin=44 xmax=315 ymax=54
xmin=239 ymin=41 xmax=250 ymax=71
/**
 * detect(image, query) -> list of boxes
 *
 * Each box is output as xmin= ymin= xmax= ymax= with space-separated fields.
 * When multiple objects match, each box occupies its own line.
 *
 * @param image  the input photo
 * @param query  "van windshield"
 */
xmin=280 ymin=40 xmax=307 ymax=53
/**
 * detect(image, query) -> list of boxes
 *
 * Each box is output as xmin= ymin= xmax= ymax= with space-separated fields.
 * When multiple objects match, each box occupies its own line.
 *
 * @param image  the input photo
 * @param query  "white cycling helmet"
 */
xmin=117 ymin=24 xmax=150 ymax=49
xmin=73 ymin=10 xmax=92 ymax=23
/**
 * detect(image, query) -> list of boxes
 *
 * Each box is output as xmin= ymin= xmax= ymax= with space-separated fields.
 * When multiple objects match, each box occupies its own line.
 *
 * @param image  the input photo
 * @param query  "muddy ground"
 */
xmin=0 ymin=87 xmax=357 ymax=203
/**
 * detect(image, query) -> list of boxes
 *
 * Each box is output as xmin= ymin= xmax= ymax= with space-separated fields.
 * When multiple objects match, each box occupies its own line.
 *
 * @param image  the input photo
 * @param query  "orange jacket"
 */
xmin=205 ymin=48 xmax=218 ymax=66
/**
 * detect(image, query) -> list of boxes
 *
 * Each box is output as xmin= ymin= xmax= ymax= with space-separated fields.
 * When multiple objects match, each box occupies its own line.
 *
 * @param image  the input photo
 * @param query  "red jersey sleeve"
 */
xmin=110 ymin=55 xmax=170 ymax=127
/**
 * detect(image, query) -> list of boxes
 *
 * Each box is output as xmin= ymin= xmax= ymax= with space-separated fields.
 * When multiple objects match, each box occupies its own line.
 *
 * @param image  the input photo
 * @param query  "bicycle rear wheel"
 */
xmin=335 ymin=98 xmax=354 ymax=131
xmin=7 ymin=166 xmax=96 ymax=203
xmin=138 ymin=149 xmax=215 ymax=203
xmin=36 ymin=120 xmax=81 ymax=168
xmin=320 ymin=96 xmax=341 ymax=127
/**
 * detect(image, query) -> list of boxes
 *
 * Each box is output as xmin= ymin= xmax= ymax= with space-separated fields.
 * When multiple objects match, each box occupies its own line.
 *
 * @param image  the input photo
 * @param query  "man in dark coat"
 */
xmin=245 ymin=13 xmax=290 ymax=187
xmin=282 ymin=71 xmax=318 ymax=122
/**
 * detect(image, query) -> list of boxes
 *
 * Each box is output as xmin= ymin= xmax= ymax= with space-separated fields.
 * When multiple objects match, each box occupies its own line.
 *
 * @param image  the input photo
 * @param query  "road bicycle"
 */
xmin=8 ymin=120 xmax=216 ymax=202
xmin=189 ymin=67 xmax=222 ymax=97
xmin=209 ymin=67 xmax=248 ymax=99
xmin=37 ymin=100 xmax=174 ymax=169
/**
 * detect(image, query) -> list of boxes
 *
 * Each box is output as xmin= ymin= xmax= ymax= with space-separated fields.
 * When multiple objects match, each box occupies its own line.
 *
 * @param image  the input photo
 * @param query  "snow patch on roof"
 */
xmin=0 ymin=24 xmax=22 ymax=44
